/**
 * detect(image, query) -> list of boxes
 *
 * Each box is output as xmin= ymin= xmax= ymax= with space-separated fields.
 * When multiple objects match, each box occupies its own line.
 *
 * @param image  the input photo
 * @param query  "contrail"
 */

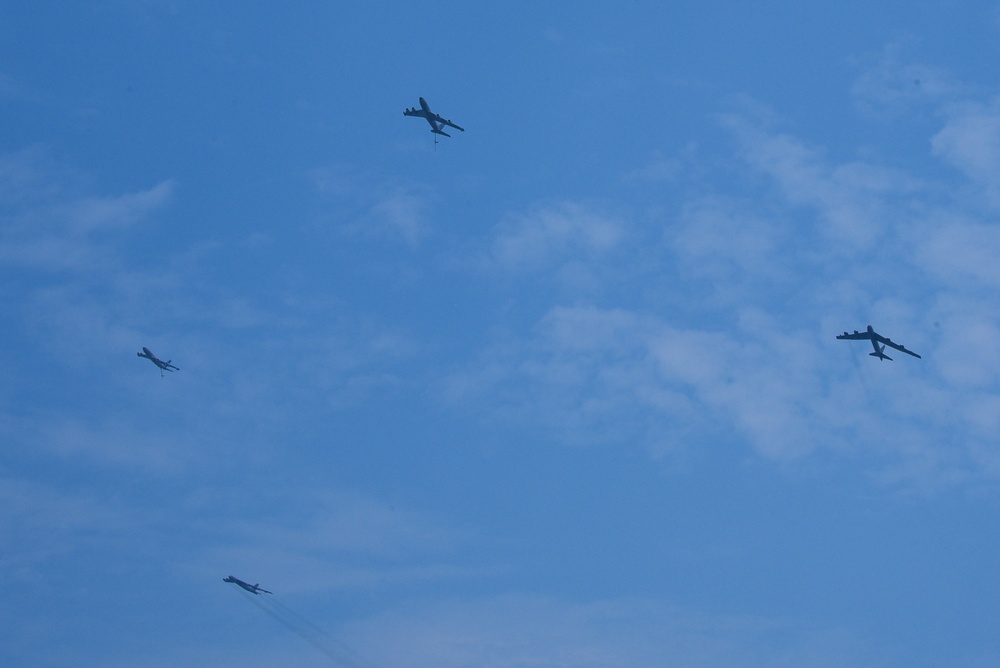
xmin=848 ymin=340 xmax=874 ymax=403
xmin=234 ymin=589 xmax=378 ymax=668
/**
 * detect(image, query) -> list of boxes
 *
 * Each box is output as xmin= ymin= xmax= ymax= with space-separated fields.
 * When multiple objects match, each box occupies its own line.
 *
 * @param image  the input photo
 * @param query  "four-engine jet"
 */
xmin=837 ymin=325 xmax=921 ymax=361
xmin=404 ymin=97 xmax=464 ymax=137
xmin=137 ymin=347 xmax=179 ymax=376
xmin=223 ymin=575 xmax=272 ymax=595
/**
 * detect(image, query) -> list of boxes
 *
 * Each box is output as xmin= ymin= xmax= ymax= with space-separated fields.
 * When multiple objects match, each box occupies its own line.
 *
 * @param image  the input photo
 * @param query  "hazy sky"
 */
xmin=4 ymin=2 xmax=1000 ymax=666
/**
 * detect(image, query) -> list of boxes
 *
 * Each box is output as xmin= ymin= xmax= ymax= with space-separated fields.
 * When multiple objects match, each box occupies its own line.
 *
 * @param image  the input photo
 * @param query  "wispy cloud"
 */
xmin=445 ymin=305 xmax=841 ymax=462
xmin=447 ymin=79 xmax=1000 ymax=489
xmin=368 ymin=188 xmax=430 ymax=245
xmin=66 ymin=180 xmax=174 ymax=234
xmin=0 ymin=149 xmax=173 ymax=272
xmin=197 ymin=488 xmax=490 ymax=594
xmin=490 ymin=201 xmax=627 ymax=273
xmin=670 ymin=196 xmax=783 ymax=284
xmin=720 ymin=110 xmax=919 ymax=251
xmin=309 ymin=164 xmax=434 ymax=245
xmin=344 ymin=595 xmax=884 ymax=668
xmin=850 ymin=41 xmax=965 ymax=118
xmin=932 ymin=97 xmax=1000 ymax=207
xmin=915 ymin=213 xmax=1000 ymax=290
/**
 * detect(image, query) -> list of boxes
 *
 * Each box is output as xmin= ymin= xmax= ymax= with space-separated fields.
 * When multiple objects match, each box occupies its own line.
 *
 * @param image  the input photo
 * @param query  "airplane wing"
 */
xmin=403 ymin=108 xmax=430 ymax=119
xmin=872 ymin=333 xmax=921 ymax=358
xmin=436 ymin=115 xmax=464 ymax=132
xmin=836 ymin=331 xmax=872 ymax=341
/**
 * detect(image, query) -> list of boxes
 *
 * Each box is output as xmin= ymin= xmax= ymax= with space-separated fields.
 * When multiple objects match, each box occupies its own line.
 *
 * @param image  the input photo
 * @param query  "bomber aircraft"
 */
xmin=836 ymin=325 xmax=921 ymax=361
xmin=404 ymin=97 xmax=465 ymax=138
xmin=223 ymin=575 xmax=272 ymax=595
xmin=137 ymin=347 xmax=179 ymax=376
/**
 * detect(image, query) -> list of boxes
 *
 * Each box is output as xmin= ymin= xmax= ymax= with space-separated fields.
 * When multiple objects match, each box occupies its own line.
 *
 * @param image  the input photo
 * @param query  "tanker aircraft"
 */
xmin=404 ymin=97 xmax=464 ymax=137
xmin=137 ymin=347 xmax=179 ymax=376
xmin=223 ymin=575 xmax=272 ymax=595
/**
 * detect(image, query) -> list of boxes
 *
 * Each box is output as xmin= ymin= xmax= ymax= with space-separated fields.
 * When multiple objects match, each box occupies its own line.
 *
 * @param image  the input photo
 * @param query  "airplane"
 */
xmin=403 ymin=97 xmax=465 ymax=138
xmin=223 ymin=575 xmax=272 ymax=595
xmin=836 ymin=325 xmax=921 ymax=361
xmin=137 ymin=347 xmax=179 ymax=376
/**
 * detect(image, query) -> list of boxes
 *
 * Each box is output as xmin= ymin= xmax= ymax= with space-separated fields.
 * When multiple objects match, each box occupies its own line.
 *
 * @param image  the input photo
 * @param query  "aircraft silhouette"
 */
xmin=137 ymin=347 xmax=179 ymax=377
xmin=223 ymin=575 xmax=272 ymax=595
xmin=837 ymin=325 xmax=921 ymax=361
xmin=404 ymin=97 xmax=464 ymax=137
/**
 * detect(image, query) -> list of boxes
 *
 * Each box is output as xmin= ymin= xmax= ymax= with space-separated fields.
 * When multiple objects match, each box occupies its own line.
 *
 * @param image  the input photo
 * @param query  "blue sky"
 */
xmin=4 ymin=2 xmax=1000 ymax=666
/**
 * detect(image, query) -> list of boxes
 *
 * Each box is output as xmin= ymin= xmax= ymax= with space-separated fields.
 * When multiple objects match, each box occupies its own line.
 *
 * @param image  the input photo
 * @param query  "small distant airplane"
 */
xmin=223 ymin=575 xmax=272 ymax=595
xmin=836 ymin=325 xmax=921 ymax=361
xmin=137 ymin=347 xmax=179 ymax=376
xmin=404 ymin=97 xmax=465 ymax=138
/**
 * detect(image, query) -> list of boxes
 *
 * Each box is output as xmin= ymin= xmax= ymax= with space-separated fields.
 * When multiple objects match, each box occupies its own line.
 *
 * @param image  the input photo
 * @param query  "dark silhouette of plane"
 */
xmin=137 ymin=347 xmax=179 ymax=376
xmin=837 ymin=325 xmax=921 ymax=361
xmin=223 ymin=575 xmax=272 ymax=595
xmin=404 ymin=97 xmax=464 ymax=137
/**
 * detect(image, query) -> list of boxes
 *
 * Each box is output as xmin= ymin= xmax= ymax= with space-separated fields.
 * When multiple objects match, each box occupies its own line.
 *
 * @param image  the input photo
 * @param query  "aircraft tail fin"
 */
xmin=869 ymin=345 xmax=892 ymax=361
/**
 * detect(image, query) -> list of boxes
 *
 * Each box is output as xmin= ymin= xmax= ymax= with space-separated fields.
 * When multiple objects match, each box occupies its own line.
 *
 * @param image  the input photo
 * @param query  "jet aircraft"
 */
xmin=223 ymin=575 xmax=272 ymax=595
xmin=137 ymin=347 xmax=179 ymax=376
xmin=404 ymin=97 xmax=464 ymax=138
xmin=836 ymin=325 xmax=921 ymax=361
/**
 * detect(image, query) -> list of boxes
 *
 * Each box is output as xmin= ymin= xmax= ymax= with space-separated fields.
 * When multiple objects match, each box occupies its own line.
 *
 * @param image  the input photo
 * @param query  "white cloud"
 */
xmin=0 ymin=475 xmax=142 ymax=582
xmin=851 ymin=49 xmax=1000 ymax=209
xmin=447 ymin=305 xmax=840 ymax=462
xmin=345 ymin=595 xmax=882 ymax=668
xmin=308 ymin=164 xmax=434 ymax=245
xmin=194 ymin=488 xmax=487 ymax=595
xmin=624 ymin=146 xmax=693 ymax=184
xmin=914 ymin=213 xmax=1000 ymax=289
xmin=368 ymin=188 xmax=430 ymax=245
xmin=932 ymin=97 xmax=1000 ymax=206
xmin=18 ymin=414 xmax=188 ymax=473
xmin=450 ymin=93 xmax=1000 ymax=486
xmin=670 ymin=197 xmax=783 ymax=284
xmin=929 ymin=310 xmax=1000 ymax=388
xmin=721 ymin=113 xmax=917 ymax=250
xmin=491 ymin=201 xmax=627 ymax=273
xmin=66 ymin=180 xmax=174 ymax=233
xmin=850 ymin=42 xmax=964 ymax=117
xmin=0 ymin=151 xmax=174 ymax=272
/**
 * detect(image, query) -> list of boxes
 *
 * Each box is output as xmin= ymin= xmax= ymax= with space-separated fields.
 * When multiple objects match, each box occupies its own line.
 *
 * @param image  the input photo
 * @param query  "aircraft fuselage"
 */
xmin=404 ymin=97 xmax=464 ymax=138
xmin=865 ymin=325 xmax=891 ymax=360
xmin=223 ymin=575 xmax=271 ymax=595
xmin=138 ymin=347 xmax=178 ymax=372
xmin=836 ymin=324 xmax=920 ymax=361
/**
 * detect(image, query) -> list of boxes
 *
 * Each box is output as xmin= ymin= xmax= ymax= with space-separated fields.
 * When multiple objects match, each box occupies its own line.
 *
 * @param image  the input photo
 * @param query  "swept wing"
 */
xmin=836 ymin=326 xmax=921 ymax=360
xmin=404 ymin=97 xmax=464 ymax=137
xmin=138 ymin=347 xmax=180 ymax=373
xmin=224 ymin=575 xmax=272 ymax=595
xmin=871 ymin=331 xmax=921 ymax=359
